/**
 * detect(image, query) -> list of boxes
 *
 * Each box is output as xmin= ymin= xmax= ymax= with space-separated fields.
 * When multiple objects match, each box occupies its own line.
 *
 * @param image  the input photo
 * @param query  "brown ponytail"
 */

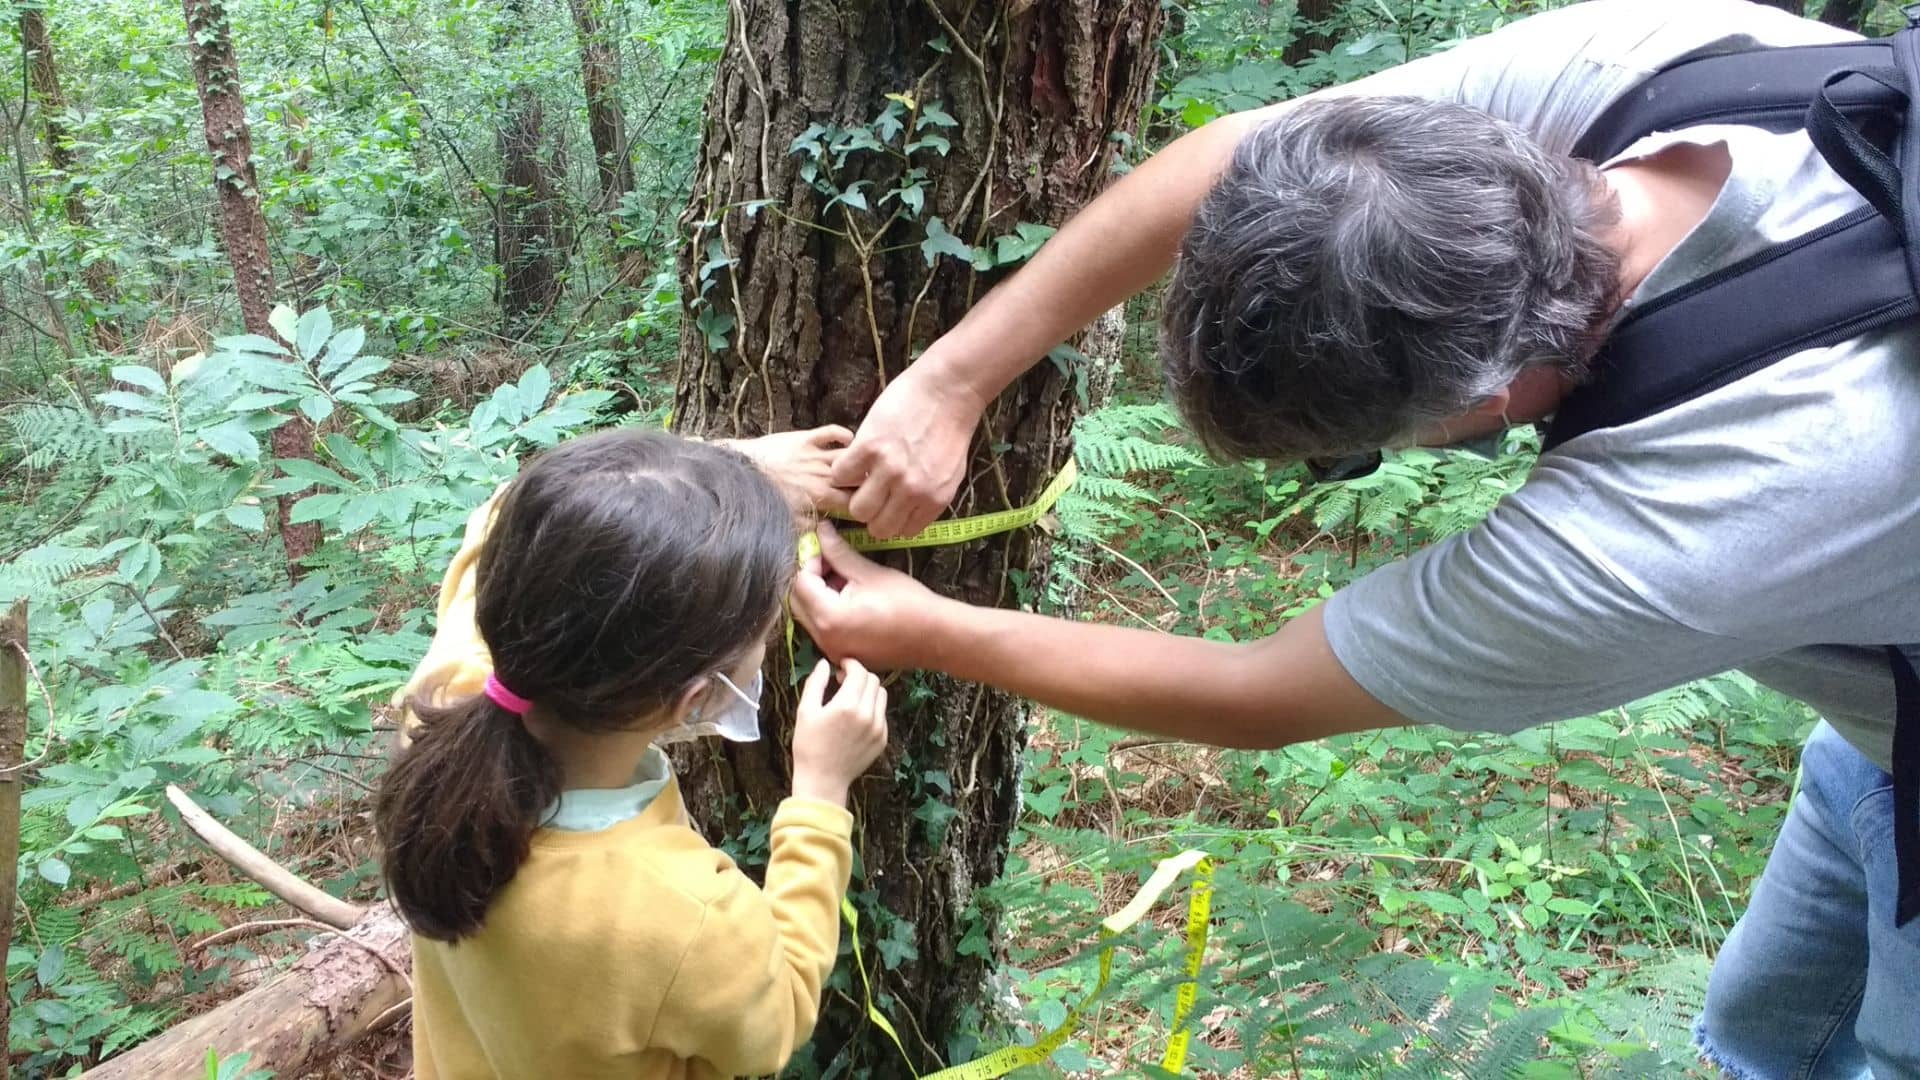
xmin=373 ymin=429 xmax=795 ymax=942
xmin=375 ymin=692 xmax=563 ymax=941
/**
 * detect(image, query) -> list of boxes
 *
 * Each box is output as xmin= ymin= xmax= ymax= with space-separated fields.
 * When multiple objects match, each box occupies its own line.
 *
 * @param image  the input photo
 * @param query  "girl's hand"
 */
xmin=791 ymin=658 xmax=888 ymax=806
xmin=730 ymin=426 xmax=856 ymax=518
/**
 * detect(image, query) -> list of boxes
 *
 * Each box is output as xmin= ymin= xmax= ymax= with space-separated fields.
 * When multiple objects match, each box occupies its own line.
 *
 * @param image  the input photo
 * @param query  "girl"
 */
xmin=376 ymin=427 xmax=888 ymax=1079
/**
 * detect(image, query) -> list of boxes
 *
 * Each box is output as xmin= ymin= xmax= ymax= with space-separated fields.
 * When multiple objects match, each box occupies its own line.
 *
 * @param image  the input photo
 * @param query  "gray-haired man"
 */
xmin=797 ymin=1 xmax=1920 ymax=1073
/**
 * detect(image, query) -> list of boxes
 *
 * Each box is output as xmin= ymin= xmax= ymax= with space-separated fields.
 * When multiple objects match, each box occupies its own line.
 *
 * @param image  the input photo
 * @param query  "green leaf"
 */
xmin=295 ymin=307 xmax=333 ymax=360
xmin=224 ymin=504 xmax=266 ymax=531
xmin=112 ymin=365 xmax=167 ymax=393
xmin=36 ymin=944 xmax=64 ymax=987
xmin=226 ymin=391 xmax=296 ymax=412
xmin=277 ymin=458 xmax=353 ymax=489
xmin=98 ymin=390 xmax=161 ymax=413
xmin=267 ymin=304 xmax=299 ymax=345
xmin=920 ymin=216 xmax=976 ymax=266
xmin=299 ymin=395 xmax=334 ymax=423
xmin=1524 ymin=879 xmax=1552 ymax=905
xmin=214 ymin=333 xmax=288 ymax=357
xmin=199 ymin=418 xmax=261 ymax=461
xmin=290 ymin=492 xmax=345 ymax=524
xmin=317 ymin=325 xmax=365 ymax=378
xmin=916 ymin=101 xmax=958 ymax=128
xmin=37 ymin=857 xmax=70 ymax=887
xmin=518 ymin=365 xmax=553 ymax=410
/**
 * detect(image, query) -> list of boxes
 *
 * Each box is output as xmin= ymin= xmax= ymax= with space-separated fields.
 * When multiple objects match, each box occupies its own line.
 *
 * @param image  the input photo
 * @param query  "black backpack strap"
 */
xmin=1892 ymin=646 xmax=1920 ymax=926
xmin=1553 ymin=26 xmax=1920 ymax=927
xmin=1573 ymin=40 xmax=1901 ymax=163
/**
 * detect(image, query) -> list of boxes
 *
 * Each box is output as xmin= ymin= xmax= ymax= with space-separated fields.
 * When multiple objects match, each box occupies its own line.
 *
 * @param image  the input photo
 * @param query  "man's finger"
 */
xmin=813 ymin=484 xmax=854 ymax=517
xmin=865 ymin=489 xmax=919 ymax=541
xmin=812 ymin=424 xmax=855 ymax=448
xmin=831 ymin=437 xmax=881 ymax=489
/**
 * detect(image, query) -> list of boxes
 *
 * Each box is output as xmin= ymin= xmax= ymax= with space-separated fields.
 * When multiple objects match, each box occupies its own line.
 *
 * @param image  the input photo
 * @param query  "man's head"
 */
xmin=1161 ymin=95 xmax=1622 ymax=463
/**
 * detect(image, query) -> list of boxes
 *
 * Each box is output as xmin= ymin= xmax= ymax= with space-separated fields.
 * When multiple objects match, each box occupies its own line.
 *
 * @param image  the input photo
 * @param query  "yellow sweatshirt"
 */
xmin=397 ymin=491 xmax=854 ymax=1079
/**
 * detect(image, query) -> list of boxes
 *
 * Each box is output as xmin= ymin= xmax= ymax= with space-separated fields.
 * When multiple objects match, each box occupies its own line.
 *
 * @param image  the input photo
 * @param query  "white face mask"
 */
xmin=657 ymin=671 xmax=763 ymax=746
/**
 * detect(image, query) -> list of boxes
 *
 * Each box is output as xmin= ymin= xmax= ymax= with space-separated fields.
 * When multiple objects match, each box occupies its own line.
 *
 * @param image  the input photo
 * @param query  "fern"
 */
xmin=7 ymin=403 xmax=124 ymax=470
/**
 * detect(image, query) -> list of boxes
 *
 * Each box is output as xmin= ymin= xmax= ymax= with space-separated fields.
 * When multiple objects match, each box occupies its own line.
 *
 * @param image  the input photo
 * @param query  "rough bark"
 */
xmin=183 ymin=0 xmax=322 ymax=575
xmin=1282 ymin=0 xmax=1340 ymax=66
xmin=0 ymin=602 xmax=26 ymax=1080
xmin=496 ymin=0 xmax=562 ymax=336
xmin=79 ymin=906 xmax=409 ymax=1080
xmin=1818 ymin=0 xmax=1872 ymax=33
xmin=673 ymin=1 xmax=1163 ymax=1070
xmin=19 ymin=3 xmax=122 ymax=353
xmin=567 ymin=0 xmax=646 ymax=295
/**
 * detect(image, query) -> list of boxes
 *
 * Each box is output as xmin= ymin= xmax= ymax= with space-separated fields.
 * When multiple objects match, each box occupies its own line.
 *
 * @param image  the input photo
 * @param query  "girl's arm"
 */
xmin=646 ymin=797 xmax=855 ymax=1075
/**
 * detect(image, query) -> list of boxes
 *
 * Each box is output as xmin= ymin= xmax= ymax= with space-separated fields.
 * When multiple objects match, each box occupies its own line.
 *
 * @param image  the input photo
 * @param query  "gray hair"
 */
xmin=1160 ymin=95 xmax=1621 ymax=462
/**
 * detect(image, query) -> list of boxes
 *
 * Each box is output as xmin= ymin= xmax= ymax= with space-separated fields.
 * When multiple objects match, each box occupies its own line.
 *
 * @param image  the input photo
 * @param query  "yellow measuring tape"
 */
xmin=797 ymin=458 xmax=1078 ymax=564
xmin=786 ymin=458 xmax=1076 ymax=669
xmin=842 ymin=850 xmax=1216 ymax=1079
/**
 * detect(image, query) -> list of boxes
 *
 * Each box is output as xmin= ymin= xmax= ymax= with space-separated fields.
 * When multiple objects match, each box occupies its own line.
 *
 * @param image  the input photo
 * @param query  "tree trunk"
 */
xmin=19 ymin=3 xmax=122 ymax=354
xmin=567 ymin=0 xmax=646 ymax=298
xmin=1819 ymin=0 xmax=1872 ymax=33
xmin=0 ymin=601 xmax=26 ymax=1080
xmin=182 ymin=0 xmax=322 ymax=576
xmin=496 ymin=0 xmax=561 ymax=337
xmin=1283 ymin=0 xmax=1340 ymax=66
xmin=673 ymin=2 xmax=1164 ymax=1070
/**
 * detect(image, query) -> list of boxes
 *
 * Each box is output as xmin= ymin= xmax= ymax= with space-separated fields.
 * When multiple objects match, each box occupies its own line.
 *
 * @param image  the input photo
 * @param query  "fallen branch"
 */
xmin=164 ymin=783 xmax=365 ymax=929
xmin=80 ymin=904 xmax=411 ymax=1080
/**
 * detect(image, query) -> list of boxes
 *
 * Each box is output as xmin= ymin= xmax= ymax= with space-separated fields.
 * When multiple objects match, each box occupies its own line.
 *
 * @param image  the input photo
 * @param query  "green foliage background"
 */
xmin=0 ymin=0 xmax=1867 ymax=1075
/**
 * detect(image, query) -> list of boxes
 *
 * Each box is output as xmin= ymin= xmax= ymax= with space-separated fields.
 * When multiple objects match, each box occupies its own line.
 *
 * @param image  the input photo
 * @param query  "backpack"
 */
xmin=1549 ymin=16 xmax=1920 ymax=927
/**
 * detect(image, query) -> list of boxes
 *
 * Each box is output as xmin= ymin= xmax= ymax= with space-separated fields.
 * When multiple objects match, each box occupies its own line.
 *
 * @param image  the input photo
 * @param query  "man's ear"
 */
xmin=1469 ymin=386 xmax=1513 ymax=423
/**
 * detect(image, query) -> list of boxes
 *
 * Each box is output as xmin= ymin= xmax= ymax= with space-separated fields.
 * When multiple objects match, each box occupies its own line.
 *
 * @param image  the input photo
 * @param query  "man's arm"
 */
xmin=791 ymin=524 xmax=1404 ymax=748
xmin=833 ymin=108 xmax=1276 ymax=539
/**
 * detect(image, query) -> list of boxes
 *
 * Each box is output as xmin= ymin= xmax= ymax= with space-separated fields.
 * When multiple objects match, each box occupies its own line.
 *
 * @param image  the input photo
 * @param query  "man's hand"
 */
xmin=729 ymin=425 xmax=855 ymax=520
xmin=791 ymin=522 xmax=951 ymax=671
xmin=832 ymin=368 xmax=981 ymax=540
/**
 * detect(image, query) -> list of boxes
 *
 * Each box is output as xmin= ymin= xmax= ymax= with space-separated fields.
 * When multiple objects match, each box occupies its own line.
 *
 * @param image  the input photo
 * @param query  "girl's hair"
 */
xmin=375 ymin=429 xmax=795 ymax=941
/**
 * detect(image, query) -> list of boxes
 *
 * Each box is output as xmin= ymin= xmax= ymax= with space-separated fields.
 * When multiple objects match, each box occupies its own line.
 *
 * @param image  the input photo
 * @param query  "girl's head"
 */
xmin=376 ymin=429 xmax=795 ymax=941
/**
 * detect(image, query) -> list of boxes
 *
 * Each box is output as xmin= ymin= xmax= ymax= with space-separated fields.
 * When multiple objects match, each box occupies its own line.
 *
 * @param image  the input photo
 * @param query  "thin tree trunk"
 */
xmin=182 ymin=0 xmax=322 ymax=576
xmin=1283 ymin=0 xmax=1340 ymax=65
xmin=567 ymin=0 xmax=646 ymax=298
xmin=1818 ymin=0 xmax=1872 ymax=32
xmin=496 ymin=0 xmax=561 ymax=336
xmin=19 ymin=3 xmax=122 ymax=353
xmin=673 ymin=1 xmax=1164 ymax=1070
xmin=0 ymin=601 xmax=25 ymax=1080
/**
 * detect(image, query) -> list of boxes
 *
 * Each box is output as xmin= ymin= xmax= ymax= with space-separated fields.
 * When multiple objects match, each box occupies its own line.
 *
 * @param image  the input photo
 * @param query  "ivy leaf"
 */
xmin=905 ymin=133 xmax=951 ymax=156
xmin=916 ymin=101 xmax=958 ymax=129
xmin=919 ymin=216 xmax=976 ymax=266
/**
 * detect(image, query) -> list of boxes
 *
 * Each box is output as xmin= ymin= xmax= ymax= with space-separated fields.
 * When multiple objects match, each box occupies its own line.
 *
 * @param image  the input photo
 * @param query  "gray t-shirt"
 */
xmin=1318 ymin=0 xmax=1918 ymax=770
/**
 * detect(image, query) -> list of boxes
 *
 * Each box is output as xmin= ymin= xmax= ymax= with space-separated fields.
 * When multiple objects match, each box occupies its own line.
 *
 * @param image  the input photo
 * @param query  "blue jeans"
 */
xmin=1694 ymin=721 xmax=1920 ymax=1079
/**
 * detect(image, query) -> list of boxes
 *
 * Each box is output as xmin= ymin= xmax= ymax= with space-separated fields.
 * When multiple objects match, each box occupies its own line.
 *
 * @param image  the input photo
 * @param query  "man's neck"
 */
xmin=1599 ymin=140 xmax=1733 ymax=305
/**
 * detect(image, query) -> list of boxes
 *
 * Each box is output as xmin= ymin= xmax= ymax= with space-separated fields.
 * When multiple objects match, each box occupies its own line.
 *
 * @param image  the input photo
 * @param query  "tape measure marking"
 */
xmin=797 ymin=458 xmax=1077 ymax=564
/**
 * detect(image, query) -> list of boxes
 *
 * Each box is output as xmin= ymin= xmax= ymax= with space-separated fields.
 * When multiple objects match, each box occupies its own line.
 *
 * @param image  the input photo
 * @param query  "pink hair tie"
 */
xmin=483 ymin=673 xmax=533 ymax=716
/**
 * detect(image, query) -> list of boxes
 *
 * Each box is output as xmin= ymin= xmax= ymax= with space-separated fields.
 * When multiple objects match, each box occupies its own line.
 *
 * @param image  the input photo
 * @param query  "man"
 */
xmin=791 ymin=0 xmax=1920 ymax=1075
